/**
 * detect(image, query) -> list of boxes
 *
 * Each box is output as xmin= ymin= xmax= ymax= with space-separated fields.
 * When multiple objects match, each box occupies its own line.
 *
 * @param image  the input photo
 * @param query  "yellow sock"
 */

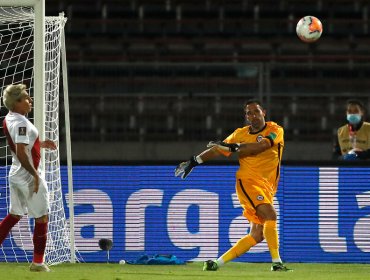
xmin=219 ymin=235 xmax=257 ymax=264
xmin=263 ymin=220 xmax=281 ymax=262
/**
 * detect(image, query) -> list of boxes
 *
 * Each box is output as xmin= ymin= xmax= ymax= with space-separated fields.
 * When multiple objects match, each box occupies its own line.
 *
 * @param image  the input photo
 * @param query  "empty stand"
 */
xmin=43 ymin=0 xmax=370 ymax=144
xmin=67 ymin=93 xmax=370 ymax=143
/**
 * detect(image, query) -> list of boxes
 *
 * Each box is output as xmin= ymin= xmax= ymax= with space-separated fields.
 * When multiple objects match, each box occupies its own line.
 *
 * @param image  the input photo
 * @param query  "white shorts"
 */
xmin=9 ymin=173 xmax=49 ymax=218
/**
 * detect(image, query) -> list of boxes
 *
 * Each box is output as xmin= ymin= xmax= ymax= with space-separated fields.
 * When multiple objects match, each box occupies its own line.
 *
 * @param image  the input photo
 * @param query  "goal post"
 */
xmin=60 ymin=12 xmax=76 ymax=264
xmin=0 ymin=1 xmax=77 ymax=265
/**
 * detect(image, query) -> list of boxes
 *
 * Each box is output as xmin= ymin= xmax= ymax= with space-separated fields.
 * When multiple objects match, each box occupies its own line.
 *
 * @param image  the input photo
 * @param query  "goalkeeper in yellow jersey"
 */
xmin=175 ymin=99 xmax=292 ymax=272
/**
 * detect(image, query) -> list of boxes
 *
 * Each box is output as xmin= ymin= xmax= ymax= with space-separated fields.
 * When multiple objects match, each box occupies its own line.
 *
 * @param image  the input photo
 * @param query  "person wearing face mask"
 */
xmin=333 ymin=99 xmax=370 ymax=160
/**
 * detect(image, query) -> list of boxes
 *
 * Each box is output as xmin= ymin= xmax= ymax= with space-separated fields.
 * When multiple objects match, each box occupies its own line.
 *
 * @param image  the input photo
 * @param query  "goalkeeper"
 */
xmin=0 ymin=84 xmax=56 ymax=272
xmin=175 ymin=100 xmax=292 ymax=272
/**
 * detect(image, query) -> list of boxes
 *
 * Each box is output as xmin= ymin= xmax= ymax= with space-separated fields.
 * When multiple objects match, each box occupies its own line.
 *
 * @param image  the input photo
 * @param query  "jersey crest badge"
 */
xmin=256 ymin=135 xmax=263 ymax=142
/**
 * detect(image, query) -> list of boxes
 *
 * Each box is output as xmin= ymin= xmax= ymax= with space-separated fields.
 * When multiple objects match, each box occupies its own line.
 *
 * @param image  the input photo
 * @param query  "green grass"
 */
xmin=1 ymin=262 xmax=370 ymax=280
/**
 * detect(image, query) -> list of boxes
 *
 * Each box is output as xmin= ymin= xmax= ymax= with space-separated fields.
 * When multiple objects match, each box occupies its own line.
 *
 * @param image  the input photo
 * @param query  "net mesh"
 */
xmin=0 ymin=6 xmax=74 ymax=265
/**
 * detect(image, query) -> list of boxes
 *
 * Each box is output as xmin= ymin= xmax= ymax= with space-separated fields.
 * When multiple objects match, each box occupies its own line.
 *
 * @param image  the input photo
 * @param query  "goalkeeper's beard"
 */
xmin=250 ymin=120 xmax=264 ymax=132
xmin=246 ymin=117 xmax=261 ymax=126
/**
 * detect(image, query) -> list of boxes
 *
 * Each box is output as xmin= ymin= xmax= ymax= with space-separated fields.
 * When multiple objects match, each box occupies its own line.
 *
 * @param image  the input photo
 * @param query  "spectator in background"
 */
xmin=333 ymin=99 xmax=370 ymax=160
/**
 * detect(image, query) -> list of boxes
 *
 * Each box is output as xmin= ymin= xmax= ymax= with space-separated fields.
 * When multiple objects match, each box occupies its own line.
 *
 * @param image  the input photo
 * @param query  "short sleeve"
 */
xmin=265 ymin=126 xmax=284 ymax=147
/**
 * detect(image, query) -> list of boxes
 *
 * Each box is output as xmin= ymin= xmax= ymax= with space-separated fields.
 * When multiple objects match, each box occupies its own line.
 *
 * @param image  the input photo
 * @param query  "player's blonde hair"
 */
xmin=2 ymin=84 xmax=28 ymax=110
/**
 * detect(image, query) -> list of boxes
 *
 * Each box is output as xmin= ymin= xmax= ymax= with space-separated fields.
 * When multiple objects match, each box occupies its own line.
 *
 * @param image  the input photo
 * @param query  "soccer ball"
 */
xmin=296 ymin=16 xmax=323 ymax=43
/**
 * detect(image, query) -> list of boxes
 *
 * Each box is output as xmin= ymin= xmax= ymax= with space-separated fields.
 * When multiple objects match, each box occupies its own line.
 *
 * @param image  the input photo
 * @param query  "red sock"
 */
xmin=0 ymin=214 xmax=20 ymax=245
xmin=33 ymin=222 xmax=48 ymax=264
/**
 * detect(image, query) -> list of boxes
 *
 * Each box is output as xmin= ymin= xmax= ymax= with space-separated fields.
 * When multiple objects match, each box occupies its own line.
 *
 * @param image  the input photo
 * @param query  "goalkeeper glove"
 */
xmin=174 ymin=156 xmax=200 ymax=179
xmin=207 ymin=141 xmax=240 ymax=152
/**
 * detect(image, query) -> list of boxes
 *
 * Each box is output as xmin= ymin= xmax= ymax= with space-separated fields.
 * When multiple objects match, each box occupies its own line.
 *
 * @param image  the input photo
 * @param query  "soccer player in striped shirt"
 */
xmin=0 ymin=84 xmax=56 ymax=272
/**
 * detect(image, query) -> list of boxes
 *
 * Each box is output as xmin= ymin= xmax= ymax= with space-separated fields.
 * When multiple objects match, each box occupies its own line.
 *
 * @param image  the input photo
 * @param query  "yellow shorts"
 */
xmin=235 ymin=178 xmax=274 ymax=225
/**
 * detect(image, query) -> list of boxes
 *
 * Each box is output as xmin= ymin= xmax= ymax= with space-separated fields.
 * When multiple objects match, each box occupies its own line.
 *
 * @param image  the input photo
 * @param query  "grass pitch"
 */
xmin=1 ymin=262 xmax=369 ymax=280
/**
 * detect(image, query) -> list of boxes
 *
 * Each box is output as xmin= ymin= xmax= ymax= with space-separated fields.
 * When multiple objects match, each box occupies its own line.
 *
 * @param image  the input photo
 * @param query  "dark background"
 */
xmin=46 ymin=0 xmax=370 ymax=162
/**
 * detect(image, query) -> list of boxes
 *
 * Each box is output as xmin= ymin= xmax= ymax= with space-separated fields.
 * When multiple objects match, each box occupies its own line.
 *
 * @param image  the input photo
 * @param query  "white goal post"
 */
xmin=0 ymin=0 xmax=76 ymax=265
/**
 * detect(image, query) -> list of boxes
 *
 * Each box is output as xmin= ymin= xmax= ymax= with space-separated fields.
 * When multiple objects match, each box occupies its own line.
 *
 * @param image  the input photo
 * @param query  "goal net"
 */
xmin=0 ymin=6 xmax=75 ymax=265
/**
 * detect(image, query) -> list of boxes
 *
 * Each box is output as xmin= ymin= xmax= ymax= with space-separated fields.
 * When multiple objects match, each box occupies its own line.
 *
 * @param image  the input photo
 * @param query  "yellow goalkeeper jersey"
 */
xmin=222 ymin=121 xmax=284 ymax=194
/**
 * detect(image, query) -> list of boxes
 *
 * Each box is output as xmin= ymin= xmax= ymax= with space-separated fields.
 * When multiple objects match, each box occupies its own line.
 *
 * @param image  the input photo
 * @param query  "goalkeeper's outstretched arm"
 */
xmin=207 ymin=139 xmax=271 ymax=156
xmin=238 ymin=139 xmax=272 ymax=156
xmin=174 ymin=147 xmax=224 ymax=179
xmin=197 ymin=146 xmax=225 ymax=162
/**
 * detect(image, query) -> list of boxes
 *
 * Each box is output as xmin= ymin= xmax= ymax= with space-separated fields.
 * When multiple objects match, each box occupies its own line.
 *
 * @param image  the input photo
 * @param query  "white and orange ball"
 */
xmin=296 ymin=16 xmax=323 ymax=43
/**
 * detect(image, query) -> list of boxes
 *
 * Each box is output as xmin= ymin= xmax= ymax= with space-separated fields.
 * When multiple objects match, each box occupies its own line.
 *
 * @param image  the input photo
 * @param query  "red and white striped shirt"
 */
xmin=3 ymin=112 xmax=41 ymax=177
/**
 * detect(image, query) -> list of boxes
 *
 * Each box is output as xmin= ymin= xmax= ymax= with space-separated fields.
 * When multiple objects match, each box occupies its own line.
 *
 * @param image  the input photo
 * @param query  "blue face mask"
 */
xmin=347 ymin=114 xmax=362 ymax=125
